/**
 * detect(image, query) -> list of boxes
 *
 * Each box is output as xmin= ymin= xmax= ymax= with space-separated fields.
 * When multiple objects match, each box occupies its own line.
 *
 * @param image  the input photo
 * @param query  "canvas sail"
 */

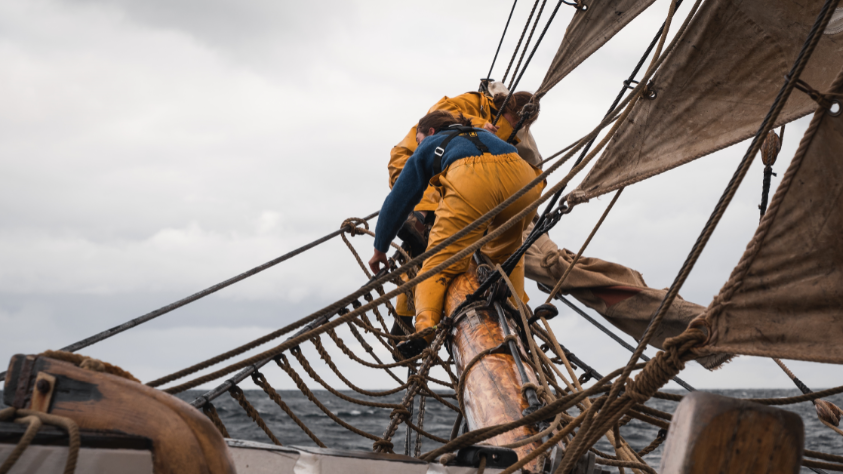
xmin=524 ymin=230 xmax=729 ymax=368
xmin=693 ymin=72 xmax=843 ymax=365
xmin=571 ymin=0 xmax=843 ymax=203
xmin=535 ymin=0 xmax=657 ymax=97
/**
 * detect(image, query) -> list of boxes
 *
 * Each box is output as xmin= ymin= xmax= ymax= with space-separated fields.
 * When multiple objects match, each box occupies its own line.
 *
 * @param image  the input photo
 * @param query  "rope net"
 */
xmin=10 ymin=1 xmax=843 ymax=471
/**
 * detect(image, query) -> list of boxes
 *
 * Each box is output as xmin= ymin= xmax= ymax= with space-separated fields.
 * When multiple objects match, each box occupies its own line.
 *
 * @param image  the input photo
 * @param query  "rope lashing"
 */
xmin=0 ymin=408 xmax=80 ymax=474
xmin=793 ymin=78 xmax=843 ymax=112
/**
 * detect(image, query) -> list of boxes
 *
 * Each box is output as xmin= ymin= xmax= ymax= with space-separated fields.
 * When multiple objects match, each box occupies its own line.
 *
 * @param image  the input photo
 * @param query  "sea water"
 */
xmin=176 ymin=389 xmax=842 ymax=472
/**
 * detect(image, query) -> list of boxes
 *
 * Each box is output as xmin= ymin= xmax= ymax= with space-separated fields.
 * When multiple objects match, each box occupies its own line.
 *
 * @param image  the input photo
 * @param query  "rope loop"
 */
xmin=341 ymin=217 xmax=370 ymax=236
xmin=0 ymin=407 xmax=80 ymax=474
xmin=792 ymin=78 xmax=843 ymax=114
xmin=372 ymin=439 xmax=395 ymax=453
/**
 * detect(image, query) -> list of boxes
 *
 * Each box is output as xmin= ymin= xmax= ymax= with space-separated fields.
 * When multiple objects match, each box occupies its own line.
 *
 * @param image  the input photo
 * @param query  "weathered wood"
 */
xmin=659 ymin=391 xmax=804 ymax=474
xmin=6 ymin=354 xmax=236 ymax=474
xmin=443 ymin=262 xmax=546 ymax=473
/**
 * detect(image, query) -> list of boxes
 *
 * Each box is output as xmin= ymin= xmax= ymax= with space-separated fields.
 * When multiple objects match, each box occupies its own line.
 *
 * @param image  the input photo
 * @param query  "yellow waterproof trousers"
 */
xmin=388 ymin=92 xmax=518 ymax=212
xmin=414 ymin=153 xmax=544 ymax=338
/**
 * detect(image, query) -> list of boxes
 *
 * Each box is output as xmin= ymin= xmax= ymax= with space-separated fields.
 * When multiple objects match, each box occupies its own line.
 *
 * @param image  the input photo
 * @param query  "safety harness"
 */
xmin=432 ymin=125 xmax=490 ymax=175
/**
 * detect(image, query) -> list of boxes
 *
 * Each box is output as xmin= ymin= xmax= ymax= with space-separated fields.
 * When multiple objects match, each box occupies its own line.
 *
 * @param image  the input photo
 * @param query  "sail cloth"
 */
xmin=693 ymin=72 xmax=843 ymax=365
xmin=524 ymin=230 xmax=729 ymax=368
xmin=535 ymin=0 xmax=658 ymax=96
xmin=571 ymin=0 xmax=843 ymax=203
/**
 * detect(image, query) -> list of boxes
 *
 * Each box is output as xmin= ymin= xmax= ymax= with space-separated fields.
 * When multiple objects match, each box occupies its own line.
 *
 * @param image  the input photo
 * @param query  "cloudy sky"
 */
xmin=1 ymin=0 xmax=840 ymax=394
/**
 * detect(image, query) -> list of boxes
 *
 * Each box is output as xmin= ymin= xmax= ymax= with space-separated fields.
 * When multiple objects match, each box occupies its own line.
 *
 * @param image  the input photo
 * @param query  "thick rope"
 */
xmin=202 ymin=403 xmax=230 ymax=438
xmin=0 ymin=408 xmax=80 ymax=474
xmin=311 ymin=335 xmax=413 ymax=396
xmin=251 ymin=371 xmax=326 ymax=447
xmin=0 ymin=411 xmax=42 ymax=474
xmin=291 ymin=345 xmax=402 ymax=409
xmin=154 ymin=0 xmax=689 ymax=394
xmin=636 ymin=430 xmax=667 ymax=457
xmin=229 ymin=385 xmax=281 ymax=446
xmin=604 ymin=0 xmax=840 ymax=426
xmin=274 ymin=353 xmax=385 ymax=443
xmin=40 ymin=350 xmax=139 ymax=383
xmin=544 ymin=188 xmax=623 ymax=303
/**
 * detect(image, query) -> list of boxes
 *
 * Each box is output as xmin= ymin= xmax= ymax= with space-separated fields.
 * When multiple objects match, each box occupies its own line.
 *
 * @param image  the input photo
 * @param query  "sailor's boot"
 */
xmin=395 ymin=310 xmax=438 ymax=359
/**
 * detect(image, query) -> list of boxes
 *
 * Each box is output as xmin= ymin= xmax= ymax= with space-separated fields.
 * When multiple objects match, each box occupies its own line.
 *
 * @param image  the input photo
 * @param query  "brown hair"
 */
xmin=417 ymin=110 xmax=474 ymax=136
xmin=493 ymin=91 xmax=539 ymax=126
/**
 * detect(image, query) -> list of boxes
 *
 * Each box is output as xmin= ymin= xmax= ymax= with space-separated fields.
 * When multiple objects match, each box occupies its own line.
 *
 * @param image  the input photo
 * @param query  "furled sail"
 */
xmin=571 ymin=0 xmax=843 ymax=203
xmin=693 ymin=72 xmax=843 ymax=365
xmin=535 ymin=0 xmax=657 ymax=96
xmin=525 ymin=230 xmax=729 ymax=368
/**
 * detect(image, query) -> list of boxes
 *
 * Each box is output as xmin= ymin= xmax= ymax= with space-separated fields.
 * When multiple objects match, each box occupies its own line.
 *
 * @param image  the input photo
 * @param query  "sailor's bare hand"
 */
xmin=369 ymin=249 xmax=388 ymax=274
xmin=483 ymin=122 xmax=499 ymax=133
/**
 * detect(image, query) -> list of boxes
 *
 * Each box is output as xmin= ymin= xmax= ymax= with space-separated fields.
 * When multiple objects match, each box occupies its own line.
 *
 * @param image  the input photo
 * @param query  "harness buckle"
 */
xmin=434 ymin=147 xmax=445 ymax=157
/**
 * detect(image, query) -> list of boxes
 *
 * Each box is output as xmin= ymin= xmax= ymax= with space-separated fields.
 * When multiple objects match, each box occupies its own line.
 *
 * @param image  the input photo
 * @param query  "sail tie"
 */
xmin=792 ymin=78 xmax=843 ymax=112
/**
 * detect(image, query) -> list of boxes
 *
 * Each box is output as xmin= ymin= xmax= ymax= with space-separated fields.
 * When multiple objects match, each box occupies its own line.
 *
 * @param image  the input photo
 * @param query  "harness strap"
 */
xmin=432 ymin=126 xmax=490 ymax=175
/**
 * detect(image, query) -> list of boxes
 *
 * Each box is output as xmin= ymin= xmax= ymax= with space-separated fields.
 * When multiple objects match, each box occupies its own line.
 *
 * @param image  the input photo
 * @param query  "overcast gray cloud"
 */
xmin=1 ymin=0 xmax=840 ymax=392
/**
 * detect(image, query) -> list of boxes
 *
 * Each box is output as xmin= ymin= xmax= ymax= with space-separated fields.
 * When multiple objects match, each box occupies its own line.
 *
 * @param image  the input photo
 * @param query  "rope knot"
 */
xmin=815 ymin=399 xmax=843 ymax=426
xmin=390 ymin=407 xmax=412 ymax=420
xmin=341 ymin=217 xmax=369 ymax=236
xmin=519 ymin=100 xmax=541 ymax=122
xmin=625 ymin=328 xmax=705 ymax=403
xmin=372 ymin=439 xmax=395 ymax=453
xmin=793 ymin=79 xmax=843 ymax=113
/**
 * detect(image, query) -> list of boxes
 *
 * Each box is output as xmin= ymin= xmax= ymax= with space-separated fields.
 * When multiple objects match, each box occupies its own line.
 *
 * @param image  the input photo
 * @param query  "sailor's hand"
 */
xmin=369 ymin=248 xmax=388 ymax=274
xmin=483 ymin=122 xmax=499 ymax=133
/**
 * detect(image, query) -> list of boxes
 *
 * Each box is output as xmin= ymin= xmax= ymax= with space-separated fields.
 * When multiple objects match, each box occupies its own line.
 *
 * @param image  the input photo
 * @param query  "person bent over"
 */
xmin=388 ymin=90 xmax=540 ymax=323
xmin=370 ymin=110 xmax=544 ymax=356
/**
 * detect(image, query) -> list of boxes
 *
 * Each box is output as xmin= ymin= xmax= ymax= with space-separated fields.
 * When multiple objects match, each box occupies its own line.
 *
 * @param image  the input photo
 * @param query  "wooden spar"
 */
xmin=443 ymin=261 xmax=547 ymax=473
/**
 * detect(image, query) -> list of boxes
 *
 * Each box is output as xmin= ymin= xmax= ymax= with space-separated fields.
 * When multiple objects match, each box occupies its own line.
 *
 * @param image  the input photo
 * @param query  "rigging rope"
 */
xmin=555 ymin=2 xmax=841 ymax=468
xmin=486 ymin=0 xmax=520 ymax=84
xmin=0 ymin=211 xmax=380 ymax=382
xmin=616 ymin=0 xmax=839 ymax=393
xmin=508 ymin=0 xmax=549 ymax=91
xmin=493 ymin=0 xmax=564 ymax=127
xmin=502 ymin=0 xmax=541 ymax=85
xmin=544 ymin=289 xmax=695 ymax=392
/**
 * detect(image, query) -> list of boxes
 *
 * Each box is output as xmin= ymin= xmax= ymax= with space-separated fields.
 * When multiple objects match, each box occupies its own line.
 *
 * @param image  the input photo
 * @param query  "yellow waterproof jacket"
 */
xmin=388 ymin=92 xmax=518 ymax=211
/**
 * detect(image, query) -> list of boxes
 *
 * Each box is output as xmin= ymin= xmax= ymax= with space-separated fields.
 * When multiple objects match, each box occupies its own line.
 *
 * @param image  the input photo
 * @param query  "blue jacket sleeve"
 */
xmin=374 ymin=149 xmax=433 ymax=253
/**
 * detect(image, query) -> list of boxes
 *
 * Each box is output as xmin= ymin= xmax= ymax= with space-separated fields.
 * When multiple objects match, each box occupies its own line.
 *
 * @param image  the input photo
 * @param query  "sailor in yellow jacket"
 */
xmin=389 ymin=90 xmax=536 ymax=212
xmin=370 ymin=111 xmax=543 ymax=354
xmin=389 ymin=90 xmax=538 ymax=323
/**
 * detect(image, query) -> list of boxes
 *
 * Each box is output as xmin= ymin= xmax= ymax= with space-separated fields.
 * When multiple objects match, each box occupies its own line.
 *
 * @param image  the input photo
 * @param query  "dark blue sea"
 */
xmin=173 ymin=388 xmax=842 ymax=472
